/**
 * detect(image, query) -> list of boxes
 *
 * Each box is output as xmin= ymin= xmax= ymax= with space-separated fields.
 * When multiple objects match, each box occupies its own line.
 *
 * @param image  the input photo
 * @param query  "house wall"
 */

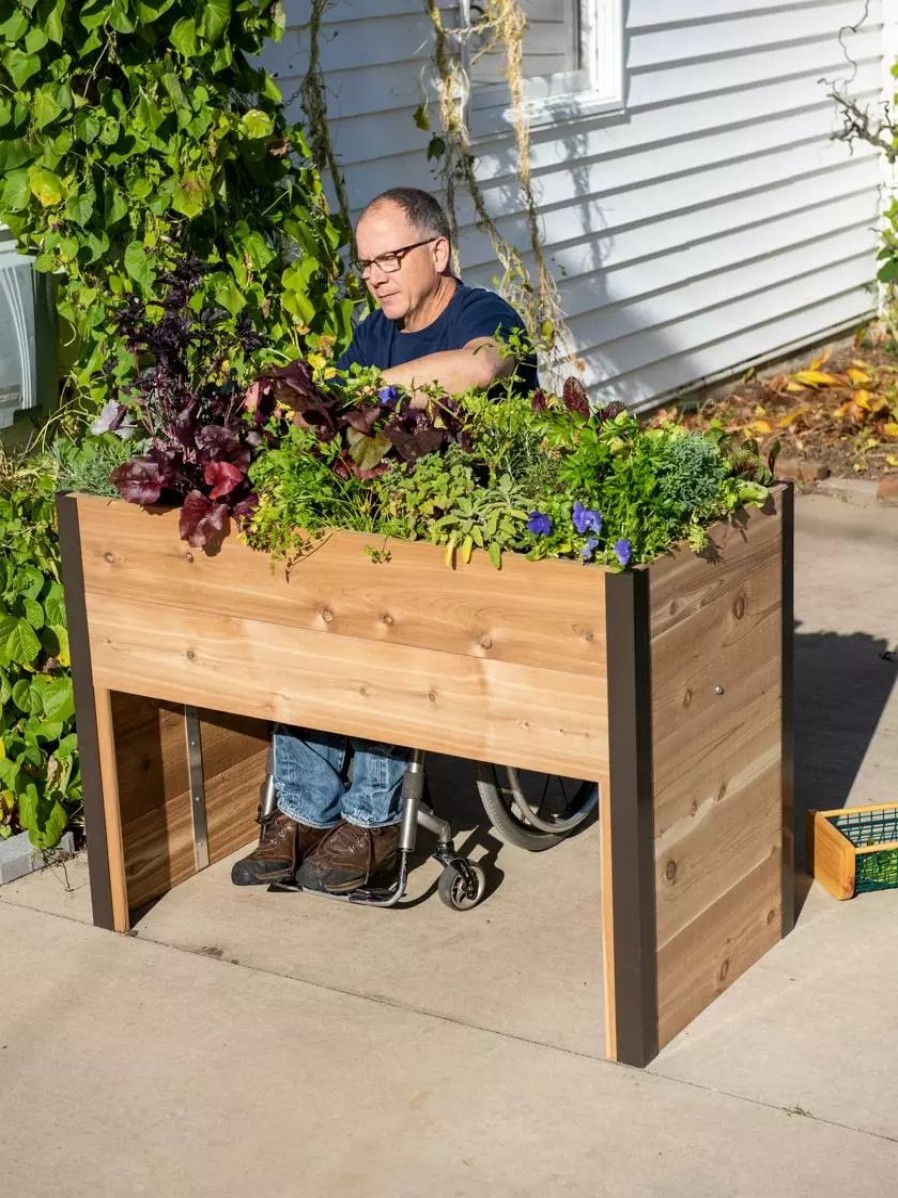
xmin=254 ymin=3 xmax=886 ymax=403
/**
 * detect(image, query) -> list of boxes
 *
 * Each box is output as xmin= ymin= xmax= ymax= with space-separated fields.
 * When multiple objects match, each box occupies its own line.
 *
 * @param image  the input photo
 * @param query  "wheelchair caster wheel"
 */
xmin=438 ymin=862 xmax=486 ymax=910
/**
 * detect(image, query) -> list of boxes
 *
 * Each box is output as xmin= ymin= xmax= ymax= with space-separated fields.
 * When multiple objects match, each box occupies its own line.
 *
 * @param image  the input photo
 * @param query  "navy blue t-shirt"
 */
xmin=336 ymin=281 xmax=538 ymax=393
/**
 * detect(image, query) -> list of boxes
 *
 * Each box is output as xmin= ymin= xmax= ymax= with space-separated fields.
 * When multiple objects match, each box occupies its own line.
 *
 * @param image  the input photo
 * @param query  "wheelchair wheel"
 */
xmin=438 ymin=862 xmax=486 ymax=910
xmin=476 ymin=763 xmax=598 ymax=852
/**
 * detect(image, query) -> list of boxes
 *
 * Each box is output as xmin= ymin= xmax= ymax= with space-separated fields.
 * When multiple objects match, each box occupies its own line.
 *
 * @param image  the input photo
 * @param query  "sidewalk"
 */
xmin=2 ymin=494 xmax=897 ymax=1197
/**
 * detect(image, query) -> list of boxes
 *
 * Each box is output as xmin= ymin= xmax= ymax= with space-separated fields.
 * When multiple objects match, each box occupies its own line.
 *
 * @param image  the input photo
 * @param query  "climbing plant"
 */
xmin=0 ymin=0 xmax=355 ymax=405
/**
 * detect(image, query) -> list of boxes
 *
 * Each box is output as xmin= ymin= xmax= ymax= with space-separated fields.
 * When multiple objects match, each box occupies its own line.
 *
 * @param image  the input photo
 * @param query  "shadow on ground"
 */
xmin=794 ymin=627 xmax=897 ymax=869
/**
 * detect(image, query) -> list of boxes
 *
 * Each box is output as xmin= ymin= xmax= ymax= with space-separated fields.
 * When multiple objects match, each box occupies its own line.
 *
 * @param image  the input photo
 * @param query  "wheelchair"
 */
xmin=259 ymin=748 xmax=598 ymax=911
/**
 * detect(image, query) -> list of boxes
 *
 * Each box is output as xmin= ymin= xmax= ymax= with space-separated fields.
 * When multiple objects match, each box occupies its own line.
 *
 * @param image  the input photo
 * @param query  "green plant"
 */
xmin=0 ymin=0 xmax=354 ymax=403
xmin=241 ymin=371 xmax=772 ymax=571
xmin=0 ymin=451 xmax=78 ymax=849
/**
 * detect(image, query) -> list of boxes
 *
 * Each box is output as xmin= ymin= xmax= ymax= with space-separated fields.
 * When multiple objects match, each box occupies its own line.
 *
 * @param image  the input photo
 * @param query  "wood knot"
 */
xmin=479 ymin=634 xmax=493 ymax=650
xmin=716 ymin=781 xmax=728 ymax=802
xmin=321 ymin=608 xmax=334 ymax=624
xmin=664 ymin=860 xmax=678 ymax=884
xmin=718 ymin=958 xmax=730 ymax=983
xmin=183 ymin=552 xmax=194 ymax=565
xmin=382 ymin=613 xmax=394 ymax=626
xmin=668 ymin=599 xmax=678 ymax=615
xmin=767 ymin=908 xmax=777 ymax=926
xmin=690 ymin=799 xmax=698 ymax=817
xmin=733 ymin=593 xmax=746 ymax=620
xmin=583 ymin=629 xmax=594 ymax=643
xmin=359 ymin=685 xmax=369 ymax=697
xmin=186 ymin=648 xmax=196 ymax=661
xmin=427 ymin=690 xmax=437 ymax=703
xmin=682 ymin=688 xmax=693 ymax=709
xmin=104 ymin=552 xmax=116 ymax=565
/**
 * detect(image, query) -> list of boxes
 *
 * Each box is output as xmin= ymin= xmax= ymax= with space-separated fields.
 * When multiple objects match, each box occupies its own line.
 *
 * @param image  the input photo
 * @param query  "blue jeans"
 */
xmin=273 ymin=726 xmax=408 ymax=829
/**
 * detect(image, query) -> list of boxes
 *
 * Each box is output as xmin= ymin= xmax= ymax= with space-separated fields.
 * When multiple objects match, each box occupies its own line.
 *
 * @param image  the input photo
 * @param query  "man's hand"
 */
xmin=381 ymin=338 xmax=515 ymax=407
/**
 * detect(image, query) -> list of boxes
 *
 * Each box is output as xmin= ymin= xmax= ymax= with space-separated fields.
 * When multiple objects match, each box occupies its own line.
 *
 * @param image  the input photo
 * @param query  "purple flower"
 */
xmin=613 ymin=538 xmax=631 ymax=567
xmin=378 ymin=385 xmax=399 ymax=405
xmin=572 ymin=502 xmax=602 ymax=537
xmin=580 ymin=537 xmax=599 ymax=562
xmin=527 ymin=511 xmax=552 ymax=536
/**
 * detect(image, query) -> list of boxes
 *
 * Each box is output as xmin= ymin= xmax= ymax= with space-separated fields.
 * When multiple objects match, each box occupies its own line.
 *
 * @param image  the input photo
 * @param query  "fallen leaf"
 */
xmin=884 ymin=422 xmax=898 ymax=439
xmin=751 ymin=419 xmax=773 ymax=434
xmin=777 ymin=407 xmax=809 ymax=428
xmin=887 ymin=455 xmax=898 ymax=467
xmin=785 ymin=381 xmax=807 ymax=393
xmin=792 ymin=370 xmax=841 ymax=387
xmin=854 ymin=390 xmax=872 ymax=411
xmin=848 ymin=368 xmax=872 ymax=384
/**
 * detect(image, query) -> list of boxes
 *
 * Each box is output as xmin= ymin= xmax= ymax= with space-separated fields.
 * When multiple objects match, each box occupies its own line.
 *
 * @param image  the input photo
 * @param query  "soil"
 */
xmin=644 ymin=327 xmax=898 ymax=483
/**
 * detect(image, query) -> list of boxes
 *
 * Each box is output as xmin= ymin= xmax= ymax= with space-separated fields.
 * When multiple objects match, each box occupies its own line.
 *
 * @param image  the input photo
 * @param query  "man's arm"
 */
xmin=381 ymin=338 xmax=515 ymax=407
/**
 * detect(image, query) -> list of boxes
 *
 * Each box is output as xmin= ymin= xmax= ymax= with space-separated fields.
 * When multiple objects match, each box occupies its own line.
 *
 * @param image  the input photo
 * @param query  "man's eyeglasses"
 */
xmin=353 ymin=238 xmax=437 ymax=277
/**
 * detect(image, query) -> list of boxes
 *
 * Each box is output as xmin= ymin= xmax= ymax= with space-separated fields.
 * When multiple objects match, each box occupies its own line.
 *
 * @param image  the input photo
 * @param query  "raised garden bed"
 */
xmin=58 ymin=484 xmax=793 ymax=1067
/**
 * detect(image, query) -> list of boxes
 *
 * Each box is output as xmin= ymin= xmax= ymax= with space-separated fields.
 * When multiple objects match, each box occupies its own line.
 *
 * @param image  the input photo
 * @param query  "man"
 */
xmin=231 ymin=186 xmax=535 ymax=895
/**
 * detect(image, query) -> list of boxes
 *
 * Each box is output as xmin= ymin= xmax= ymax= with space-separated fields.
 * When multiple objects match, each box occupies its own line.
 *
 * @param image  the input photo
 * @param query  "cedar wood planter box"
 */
xmin=57 ymin=486 xmax=794 ymax=1067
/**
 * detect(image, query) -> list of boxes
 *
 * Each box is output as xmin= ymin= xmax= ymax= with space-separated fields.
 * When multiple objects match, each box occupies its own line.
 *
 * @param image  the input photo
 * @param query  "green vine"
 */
xmin=423 ymin=0 xmax=571 ymax=363
xmin=0 ymin=0 xmax=354 ymax=406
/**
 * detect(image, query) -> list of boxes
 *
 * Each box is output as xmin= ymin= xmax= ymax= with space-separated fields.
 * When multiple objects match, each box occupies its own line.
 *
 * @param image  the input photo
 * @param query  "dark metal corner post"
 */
xmin=780 ymin=483 xmax=796 ymax=936
xmin=604 ymin=567 xmax=658 ymax=1067
xmin=56 ymin=493 xmax=116 ymax=931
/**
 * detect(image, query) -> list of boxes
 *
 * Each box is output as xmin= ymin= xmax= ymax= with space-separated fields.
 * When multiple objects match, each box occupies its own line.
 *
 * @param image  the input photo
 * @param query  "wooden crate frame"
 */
xmin=58 ymin=486 xmax=794 ymax=1067
xmin=806 ymin=803 xmax=898 ymax=900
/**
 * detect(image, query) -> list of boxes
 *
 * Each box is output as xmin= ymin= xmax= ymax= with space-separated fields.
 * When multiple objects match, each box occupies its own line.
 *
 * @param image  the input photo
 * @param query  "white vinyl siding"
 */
xmin=273 ymin=0 xmax=887 ymax=407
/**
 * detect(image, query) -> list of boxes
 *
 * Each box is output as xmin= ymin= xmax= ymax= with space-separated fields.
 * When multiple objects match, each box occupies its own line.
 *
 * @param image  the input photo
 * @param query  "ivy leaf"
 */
xmin=241 ymin=108 xmax=274 ymax=139
xmin=3 ymin=49 xmax=41 ymax=90
xmin=41 ymin=676 xmax=75 ymax=724
xmin=1 ymin=168 xmax=31 ymax=213
xmin=22 ymin=597 xmax=44 ymax=630
xmin=199 ymin=0 xmax=232 ymax=43
xmin=28 ymin=165 xmax=64 ymax=208
xmin=213 ymin=276 xmax=246 ymax=315
xmin=412 ymin=103 xmax=430 ymax=131
xmin=0 ymin=10 xmax=28 ymax=41
xmin=123 ymin=241 xmax=155 ymax=286
xmin=0 ymin=615 xmax=42 ymax=667
xmin=137 ymin=0 xmax=176 ymax=23
xmin=172 ymin=173 xmax=211 ymax=218
xmin=19 ymin=788 xmax=68 ymax=850
xmin=31 ymin=85 xmax=64 ymax=131
xmin=170 ymin=16 xmax=199 ymax=56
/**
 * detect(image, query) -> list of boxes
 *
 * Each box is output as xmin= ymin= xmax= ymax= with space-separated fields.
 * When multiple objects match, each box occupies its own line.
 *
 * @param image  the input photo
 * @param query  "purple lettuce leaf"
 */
xmin=179 ymin=491 xmax=231 ymax=552
xmin=203 ymin=460 xmax=246 ymax=500
xmin=110 ymin=457 xmax=167 ymax=505
xmin=562 ymin=377 xmax=590 ymax=418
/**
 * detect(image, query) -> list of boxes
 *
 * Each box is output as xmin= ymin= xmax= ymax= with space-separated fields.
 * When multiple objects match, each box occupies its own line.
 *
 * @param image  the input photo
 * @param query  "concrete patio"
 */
xmin=2 ymin=493 xmax=897 ymax=1196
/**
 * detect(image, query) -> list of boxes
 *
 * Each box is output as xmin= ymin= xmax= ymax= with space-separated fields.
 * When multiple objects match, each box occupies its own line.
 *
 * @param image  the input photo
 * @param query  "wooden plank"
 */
xmin=656 ymin=852 xmax=782 ymax=1048
xmin=85 ymin=594 xmax=609 ymax=780
xmin=196 ymin=709 xmax=271 ymax=781
xmin=123 ymin=788 xmax=195 ymax=910
xmin=655 ymin=755 xmax=781 ymax=948
xmin=112 ymin=695 xmax=188 ymax=826
xmin=806 ymin=810 xmax=856 ymax=900
xmin=74 ymin=495 xmax=606 ymax=676
xmin=649 ymin=493 xmax=785 ymax=1045
xmin=205 ymin=748 xmax=270 ymax=864
xmin=94 ymin=689 xmax=130 ymax=932
xmin=647 ymin=497 xmax=783 ymax=641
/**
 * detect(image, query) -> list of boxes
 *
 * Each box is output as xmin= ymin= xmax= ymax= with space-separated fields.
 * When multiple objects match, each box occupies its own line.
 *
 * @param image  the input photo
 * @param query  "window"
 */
xmin=466 ymin=0 xmax=625 ymax=136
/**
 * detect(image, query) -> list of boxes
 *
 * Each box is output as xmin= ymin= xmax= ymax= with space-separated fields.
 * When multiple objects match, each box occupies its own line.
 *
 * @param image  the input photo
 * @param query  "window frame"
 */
xmin=465 ymin=0 xmax=625 ymax=139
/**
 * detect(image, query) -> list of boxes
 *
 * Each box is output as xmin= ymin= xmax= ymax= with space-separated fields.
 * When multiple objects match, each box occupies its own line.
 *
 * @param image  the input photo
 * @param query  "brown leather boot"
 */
xmin=295 ymin=821 xmax=400 ymax=894
xmin=231 ymin=811 xmax=329 ymax=886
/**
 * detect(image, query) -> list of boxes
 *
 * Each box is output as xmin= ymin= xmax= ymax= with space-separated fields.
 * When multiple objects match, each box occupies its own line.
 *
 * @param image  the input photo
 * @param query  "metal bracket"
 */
xmin=184 ymin=705 xmax=209 ymax=870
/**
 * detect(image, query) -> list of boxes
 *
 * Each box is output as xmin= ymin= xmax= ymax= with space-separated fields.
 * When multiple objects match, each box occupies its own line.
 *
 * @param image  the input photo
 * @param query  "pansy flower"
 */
xmin=378 ymin=385 xmax=400 ymax=405
xmin=613 ymin=538 xmax=632 ymax=567
xmin=572 ymin=501 xmax=602 ymax=537
xmin=527 ymin=511 xmax=552 ymax=536
xmin=580 ymin=537 xmax=599 ymax=562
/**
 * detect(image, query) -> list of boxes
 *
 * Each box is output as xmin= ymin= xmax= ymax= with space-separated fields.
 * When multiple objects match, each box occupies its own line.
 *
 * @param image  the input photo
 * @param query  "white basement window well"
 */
xmin=465 ymin=0 xmax=625 ymax=137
